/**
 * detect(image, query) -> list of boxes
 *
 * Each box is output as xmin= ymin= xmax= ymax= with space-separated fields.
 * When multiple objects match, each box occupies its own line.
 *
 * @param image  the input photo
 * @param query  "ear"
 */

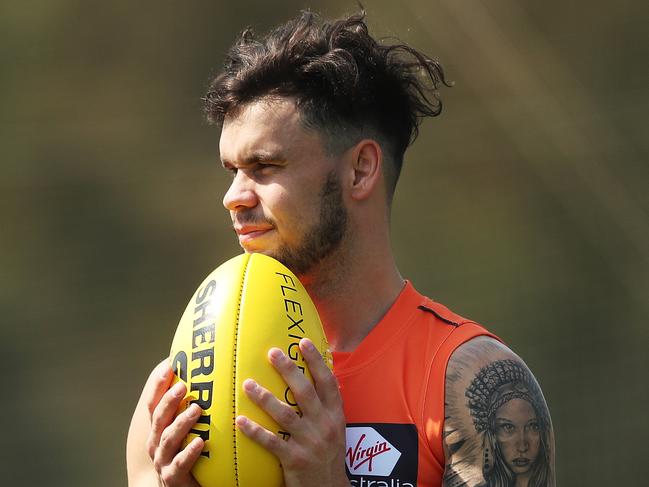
xmin=348 ymin=139 xmax=383 ymax=201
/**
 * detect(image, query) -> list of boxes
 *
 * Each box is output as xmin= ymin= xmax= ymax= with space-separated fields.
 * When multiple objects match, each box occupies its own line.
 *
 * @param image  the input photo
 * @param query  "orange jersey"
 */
xmin=333 ymin=282 xmax=498 ymax=487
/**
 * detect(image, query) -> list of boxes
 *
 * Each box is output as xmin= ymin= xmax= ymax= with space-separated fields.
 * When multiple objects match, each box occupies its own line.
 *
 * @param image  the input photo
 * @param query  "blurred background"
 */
xmin=2 ymin=0 xmax=647 ymax=485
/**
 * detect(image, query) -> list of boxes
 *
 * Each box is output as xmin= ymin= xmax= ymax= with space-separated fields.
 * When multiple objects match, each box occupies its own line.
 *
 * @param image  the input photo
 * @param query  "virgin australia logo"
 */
xmin=345 ymin=427 xmax=401 ymax=476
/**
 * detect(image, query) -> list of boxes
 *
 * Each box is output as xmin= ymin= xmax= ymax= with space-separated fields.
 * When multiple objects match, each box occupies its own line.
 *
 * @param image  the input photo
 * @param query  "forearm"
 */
xmin=127 ymin=402 xmax=158 ymax=487
xmin=127 ymin=469 xmax=159 ymax=487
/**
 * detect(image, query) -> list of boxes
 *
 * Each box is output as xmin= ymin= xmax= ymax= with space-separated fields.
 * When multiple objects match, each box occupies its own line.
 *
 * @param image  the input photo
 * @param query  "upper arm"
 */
xmin=442 ymin=336 xmax=555 ymax=487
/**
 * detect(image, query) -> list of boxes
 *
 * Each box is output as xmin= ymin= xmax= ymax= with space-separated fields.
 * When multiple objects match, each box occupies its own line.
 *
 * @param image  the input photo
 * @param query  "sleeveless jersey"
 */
xmin=333 ymin=282 xmax=498 ymax=487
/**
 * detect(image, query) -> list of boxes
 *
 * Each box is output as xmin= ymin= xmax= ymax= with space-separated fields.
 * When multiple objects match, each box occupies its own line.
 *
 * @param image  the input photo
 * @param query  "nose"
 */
xmin=516 ymin=430 xmax=530 ymax=453
xmin=223 ymin=171 xmax=258 ymax=211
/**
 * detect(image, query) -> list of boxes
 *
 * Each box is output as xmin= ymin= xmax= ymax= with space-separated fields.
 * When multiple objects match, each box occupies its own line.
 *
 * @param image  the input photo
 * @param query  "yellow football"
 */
xmin=168 ymin=253 xmax=331 ymax=487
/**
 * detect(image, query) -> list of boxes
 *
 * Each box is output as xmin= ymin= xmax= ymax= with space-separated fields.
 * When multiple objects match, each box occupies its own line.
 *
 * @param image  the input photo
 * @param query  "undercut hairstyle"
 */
xmin=204 ymin=10 xmax=451 ymax=199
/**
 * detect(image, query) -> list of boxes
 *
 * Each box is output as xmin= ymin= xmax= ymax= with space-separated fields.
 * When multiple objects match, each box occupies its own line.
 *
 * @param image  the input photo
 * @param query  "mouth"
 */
xmin=234 ymin=225 xmax=274 ymax=246
xmin=512 ymin=458 xmax=531 ymax=468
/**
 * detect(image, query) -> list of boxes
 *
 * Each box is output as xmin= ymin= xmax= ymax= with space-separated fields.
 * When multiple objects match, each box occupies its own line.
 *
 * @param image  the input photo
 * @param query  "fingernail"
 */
xmin=269 ymin=348 xmax=284 ymax=361
xmin=243 ymin=379 xmax=257 ymax=393
xmin=301 ymin=338 xmax=315 ymax=352
xmin=172 ymin=381 xmax=185 ymax=396
xmin=190 ymin=436 xmax=204 ymax=449
xmin=189 ymin=403 xmax=202 ymax=417
xmin=236 ymin=416 xmax=248 ymax=427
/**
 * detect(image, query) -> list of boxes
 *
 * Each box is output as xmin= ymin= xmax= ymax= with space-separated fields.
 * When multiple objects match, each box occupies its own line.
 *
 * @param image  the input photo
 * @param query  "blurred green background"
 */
xmin=2 ymin=0 xmax=647 ymax=485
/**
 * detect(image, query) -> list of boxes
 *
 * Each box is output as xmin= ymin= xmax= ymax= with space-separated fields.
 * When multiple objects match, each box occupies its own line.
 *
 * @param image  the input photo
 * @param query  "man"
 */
xmin=127 ymin=10 xmax=555 ymax=487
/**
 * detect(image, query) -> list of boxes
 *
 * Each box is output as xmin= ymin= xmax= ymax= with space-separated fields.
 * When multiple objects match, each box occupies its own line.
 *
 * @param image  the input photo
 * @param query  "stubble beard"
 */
xmin=273 ymin=170 xmax=348 ymax=277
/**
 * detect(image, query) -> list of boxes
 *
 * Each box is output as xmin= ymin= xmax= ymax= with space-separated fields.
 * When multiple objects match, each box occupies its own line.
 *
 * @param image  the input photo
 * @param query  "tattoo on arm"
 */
xmin=442 ymin=337 xmax=555 ymax=487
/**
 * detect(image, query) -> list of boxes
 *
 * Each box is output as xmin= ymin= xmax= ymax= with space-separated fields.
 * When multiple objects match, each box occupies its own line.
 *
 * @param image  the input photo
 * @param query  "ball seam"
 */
xmin=231 ymin=253 xmax=250 ymax=487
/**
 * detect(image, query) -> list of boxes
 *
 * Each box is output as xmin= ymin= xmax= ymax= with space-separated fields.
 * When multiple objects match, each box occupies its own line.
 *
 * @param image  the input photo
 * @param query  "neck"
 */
xmin=515 ymin=472 xmax=531 ymax=487
xmin=299 ymin=229 xmax=404 ymax=353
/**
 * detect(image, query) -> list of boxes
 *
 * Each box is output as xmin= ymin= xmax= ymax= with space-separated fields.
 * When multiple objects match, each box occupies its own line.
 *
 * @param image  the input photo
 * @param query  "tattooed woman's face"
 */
xmin=494 ymin=398 xmax=540 ymax=475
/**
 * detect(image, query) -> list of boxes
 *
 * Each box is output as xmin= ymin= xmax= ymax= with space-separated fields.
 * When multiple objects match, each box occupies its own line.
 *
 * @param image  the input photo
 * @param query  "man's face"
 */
xmin=219 ymin=98 xmax=348 ymax=276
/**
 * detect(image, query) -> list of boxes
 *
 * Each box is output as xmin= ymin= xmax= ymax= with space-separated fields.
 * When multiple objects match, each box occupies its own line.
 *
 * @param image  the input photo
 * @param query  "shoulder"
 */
xmin=447 ymin=335 xmax=519 ymax=375
xmin=442 ymin=336 xmax=555 ymax=487
xmin=416 ymin=297 xmax=501 ymax=376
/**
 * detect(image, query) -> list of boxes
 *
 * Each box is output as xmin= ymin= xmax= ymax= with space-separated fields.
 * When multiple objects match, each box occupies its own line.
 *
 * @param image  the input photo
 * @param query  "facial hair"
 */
xmin=273 ymin=170 xmax=347 ymax=276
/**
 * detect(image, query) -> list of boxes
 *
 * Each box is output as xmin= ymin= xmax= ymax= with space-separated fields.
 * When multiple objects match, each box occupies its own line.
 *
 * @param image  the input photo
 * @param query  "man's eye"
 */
xmin=255 ymin=163 xmax=277 ymax=174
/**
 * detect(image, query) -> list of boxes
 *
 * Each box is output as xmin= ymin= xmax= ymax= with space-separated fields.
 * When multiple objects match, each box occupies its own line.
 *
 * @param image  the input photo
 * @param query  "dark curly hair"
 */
xmin=203 ymin=9 xmax=451 ymax=198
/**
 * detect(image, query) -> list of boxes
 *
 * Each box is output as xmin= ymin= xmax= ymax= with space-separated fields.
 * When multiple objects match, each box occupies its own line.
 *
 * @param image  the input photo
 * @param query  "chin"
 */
xmin=510 ymin=464 xmax=532 ymax=475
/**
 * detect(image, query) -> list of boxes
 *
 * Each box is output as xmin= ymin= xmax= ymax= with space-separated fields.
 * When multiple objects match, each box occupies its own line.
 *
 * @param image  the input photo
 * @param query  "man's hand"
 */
xmin=147 ymin=377 xmax=204 ymax=487
xmin=127 ymin=360 xmax=203 ymax=487
xmin=235 ymin=338 xmax=350 ymax=487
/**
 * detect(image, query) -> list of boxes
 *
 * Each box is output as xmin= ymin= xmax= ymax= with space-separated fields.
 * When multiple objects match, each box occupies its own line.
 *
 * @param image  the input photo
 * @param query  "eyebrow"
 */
xmin=221 ymin=150 xmax=287 ymax=167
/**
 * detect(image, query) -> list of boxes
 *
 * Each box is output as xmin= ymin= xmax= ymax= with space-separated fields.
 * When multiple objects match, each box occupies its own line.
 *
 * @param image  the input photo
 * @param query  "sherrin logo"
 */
xmin=345 ymin=427 xmax=401 ymax=476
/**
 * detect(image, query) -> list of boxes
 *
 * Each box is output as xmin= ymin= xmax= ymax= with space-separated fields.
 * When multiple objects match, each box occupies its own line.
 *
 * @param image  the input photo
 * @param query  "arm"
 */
xmin=126 ymin=360 xmax=203 ymax=487
xmin=442 ymin=336 xmax=555 ymax=487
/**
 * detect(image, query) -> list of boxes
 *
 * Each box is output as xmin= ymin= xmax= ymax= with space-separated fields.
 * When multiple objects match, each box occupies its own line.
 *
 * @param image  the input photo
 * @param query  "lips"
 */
xmin=512 ymin=458 xmax=531 ymax=467
xmin=234 ymin=225 xmax=274 ymax=246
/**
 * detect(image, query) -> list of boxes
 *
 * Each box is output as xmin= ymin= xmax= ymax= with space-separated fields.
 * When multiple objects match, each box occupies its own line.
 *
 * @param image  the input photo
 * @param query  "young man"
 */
xmin=127 ymin=11 xmax=555 ymax=487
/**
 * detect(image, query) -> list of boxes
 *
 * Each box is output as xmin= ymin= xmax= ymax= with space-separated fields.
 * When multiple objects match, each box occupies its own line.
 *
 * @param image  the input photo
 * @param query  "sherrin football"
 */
xmin=168 ymin=253 xmax=331 ymax=487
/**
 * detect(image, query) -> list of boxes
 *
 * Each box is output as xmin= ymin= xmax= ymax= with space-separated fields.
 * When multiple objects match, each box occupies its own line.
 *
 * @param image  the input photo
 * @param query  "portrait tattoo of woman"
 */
xmin=442 ymin=337 xmax=555 ymax=487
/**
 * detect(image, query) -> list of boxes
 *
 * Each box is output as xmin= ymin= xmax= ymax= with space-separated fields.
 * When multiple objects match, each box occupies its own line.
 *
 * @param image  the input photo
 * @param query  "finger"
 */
xmin=236 ymin=415 xmax=288 ymax=458
xmin=144 ymin=359 xmax=175 ymax=418
xmin=242 ymin=379 xmax=302 ymax=432
xmin=299 ymin=338 xmax=341 ymax=410
xmin=147 ymin=381 xmax=188 ymax=459
xmin=268 ymin=348 xmax=321 ymax=417
xmin=155 ymin=403 xmax=203 ymax=469
xmin=170 ymin=437 xmax=205 ymax=480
